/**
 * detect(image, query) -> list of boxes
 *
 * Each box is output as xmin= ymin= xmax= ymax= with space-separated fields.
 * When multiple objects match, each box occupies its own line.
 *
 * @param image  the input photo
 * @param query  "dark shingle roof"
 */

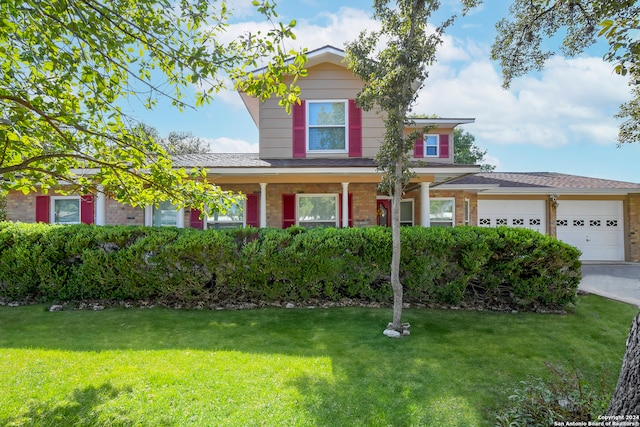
xmin=447 ymin=172 xmax=640 ymax=189
xmin=170 ymin=153 xmax=473 ymax=169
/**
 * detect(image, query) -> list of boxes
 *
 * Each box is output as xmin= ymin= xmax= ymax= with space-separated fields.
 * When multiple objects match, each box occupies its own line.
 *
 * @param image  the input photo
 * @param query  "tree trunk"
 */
xmin=607 ymin=313 xmax=640 ymax=415
xmin=390 ymin=156 xmax=404 ymax=330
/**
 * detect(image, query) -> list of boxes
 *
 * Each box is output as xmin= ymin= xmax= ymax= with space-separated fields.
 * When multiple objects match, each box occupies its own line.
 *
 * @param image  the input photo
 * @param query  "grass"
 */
xmin=0 ymin=295 xmax=637 ymax=427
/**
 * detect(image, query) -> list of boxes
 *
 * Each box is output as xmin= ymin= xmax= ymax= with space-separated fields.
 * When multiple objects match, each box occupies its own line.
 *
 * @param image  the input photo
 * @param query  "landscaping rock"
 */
xmin=48 ymin=305 xmax=64 ymax=312
xmin=285 ymin=302 xmax=295 ymax=309
xmin=383 ymin=329 xmax=401 ymax=338
xmin=383 ymin=322 xmax=411 ymax=338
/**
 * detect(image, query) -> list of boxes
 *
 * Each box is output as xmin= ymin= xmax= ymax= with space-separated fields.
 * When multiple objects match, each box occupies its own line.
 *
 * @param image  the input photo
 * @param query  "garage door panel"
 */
xmin=556 ymin=200 xmax=624 ymax=261
xmin=478 ymin=200 xmax=546 ymax=234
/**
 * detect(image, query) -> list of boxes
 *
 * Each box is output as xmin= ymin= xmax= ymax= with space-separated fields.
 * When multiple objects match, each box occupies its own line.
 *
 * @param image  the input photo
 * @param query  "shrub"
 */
xmin=495 ymin=362 xmax=611 ymax=426
xmin=0 ymin=222 xmax=581 ymax=310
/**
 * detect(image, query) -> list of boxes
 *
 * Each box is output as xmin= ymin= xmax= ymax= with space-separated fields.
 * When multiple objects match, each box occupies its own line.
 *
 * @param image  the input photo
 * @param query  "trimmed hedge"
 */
xmin=0 ymin=222 xmax=582 ymax=310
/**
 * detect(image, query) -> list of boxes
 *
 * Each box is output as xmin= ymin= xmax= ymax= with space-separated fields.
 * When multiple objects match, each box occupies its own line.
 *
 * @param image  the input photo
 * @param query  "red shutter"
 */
xmin=439 ymin=134 xmax=450 ymax=158
xmin=35 ymin=195 xmax=50 ymax=223
xmin=348 ymin=100 xmax=362 ymax=157
xmin=246 ymin=194 xmax=259 ymax=228
xmin=282 ymin=194 xmax=296 ymax=228
xmin=338 ymin=193 xmax=353 ymax=228
xmin=80 ymin=195 xmax=94 ymax=224
xmin=189 ymin=209 xmax=204 ymax=229
xmin=292 ymin=100 xmax=306 ymax=158
xmin=414 ymin=136 xmax=424 ymax=158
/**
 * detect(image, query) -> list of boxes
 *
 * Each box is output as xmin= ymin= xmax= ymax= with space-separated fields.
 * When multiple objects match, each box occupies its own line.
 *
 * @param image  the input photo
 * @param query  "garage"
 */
xmin=477 ymin=200 xmax=546 ymax=234
xmin=556 ymin=200 xmax=624 ymax=261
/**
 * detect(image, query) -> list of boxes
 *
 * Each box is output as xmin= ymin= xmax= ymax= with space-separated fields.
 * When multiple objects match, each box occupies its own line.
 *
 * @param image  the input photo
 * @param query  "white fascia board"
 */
xmin=412 ymin=118 xmax=476 ymax=127
xmin=204 ymin=166 xmax=481 ymax=176
xmin=204 ymin=167 xmax=378 ymax=175
xmin=475 ymin=188 xmax=640 ymax=195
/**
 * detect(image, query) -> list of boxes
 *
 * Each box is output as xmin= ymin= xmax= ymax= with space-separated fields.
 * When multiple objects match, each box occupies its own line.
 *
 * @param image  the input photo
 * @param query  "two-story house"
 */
xmin=5 ymin=45 xmax=640 ymax=262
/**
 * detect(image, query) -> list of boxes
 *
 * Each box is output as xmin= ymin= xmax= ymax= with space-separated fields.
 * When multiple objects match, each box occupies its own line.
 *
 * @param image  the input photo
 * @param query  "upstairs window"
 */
xmin=425 ymin=135 xmax=439 ymax=157
xmin=307 ymin=101 xmax=347 ymax=152
xmin=413 ymin=133 xmax=449 ymax=159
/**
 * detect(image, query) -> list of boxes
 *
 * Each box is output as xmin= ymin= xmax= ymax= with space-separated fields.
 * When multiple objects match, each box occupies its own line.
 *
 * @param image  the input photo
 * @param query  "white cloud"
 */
xmin=287 ymin=7 xmax=378 ymax=51
xmin=205 ymin=137 xmax=258 ymax=153
xmin=415 ymin=44 xmax=629 ymax=149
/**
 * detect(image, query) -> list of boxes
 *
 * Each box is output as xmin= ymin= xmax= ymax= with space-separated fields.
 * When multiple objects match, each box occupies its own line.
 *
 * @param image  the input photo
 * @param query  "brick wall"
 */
xmin=106 ymin=198 xmax=144 ymax=226
xmin=6 ymin=191 xmax=36 ymax=223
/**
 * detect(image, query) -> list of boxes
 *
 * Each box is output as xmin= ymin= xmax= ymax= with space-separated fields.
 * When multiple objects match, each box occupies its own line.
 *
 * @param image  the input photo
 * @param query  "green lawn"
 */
xmin=0 ymin=296 xmax=637 ymax=427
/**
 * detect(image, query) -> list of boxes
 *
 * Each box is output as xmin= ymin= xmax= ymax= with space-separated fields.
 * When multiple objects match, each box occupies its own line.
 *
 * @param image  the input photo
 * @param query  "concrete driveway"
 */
xmin=580 ymin=262 xmax=640 ymax=308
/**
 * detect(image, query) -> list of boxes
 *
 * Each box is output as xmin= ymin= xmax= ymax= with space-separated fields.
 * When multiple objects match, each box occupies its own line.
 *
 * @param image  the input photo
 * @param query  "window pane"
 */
xmin=430 ymin=200 xmax=453 ymax=222
xmin=425 ymin=135 xmax=438 ymax=156
xmin=298 ymin=196 xmax=337 ymax=228
xmin=308 ymin=102 xmax=345 ymax=126
xmin=309 ymin=128 xmax=346 ymax=150
xmin=153 ymin=201 xmax=177 ymax=227
xmin=400 ymin=201 xmax=413 ymax=224
xmin=207 ymin=201 xmax=245 ymax=229
xmin=54 ymin=199 xmax=80 ymax=224
xmin=308 ymin=101 xmax=346 ymax=151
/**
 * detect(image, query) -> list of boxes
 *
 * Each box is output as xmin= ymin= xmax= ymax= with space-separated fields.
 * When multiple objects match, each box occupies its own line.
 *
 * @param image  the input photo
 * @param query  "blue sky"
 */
xmin=129 ymin=0 xmax=640 ymax=183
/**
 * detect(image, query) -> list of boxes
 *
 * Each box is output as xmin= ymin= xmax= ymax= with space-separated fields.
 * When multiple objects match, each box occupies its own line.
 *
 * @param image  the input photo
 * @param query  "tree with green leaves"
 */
xmin=0 ymin=0 xmax=306 ymax=214
xmin=137 ymin=125 xmax=210 ymax=156
xmin=454 ymin=128 xmax=495 ymax=172
xmin=345 ymin=0 xmax=478 ymax=334
xmin=491 ymin=0 xmax=639 ymax=144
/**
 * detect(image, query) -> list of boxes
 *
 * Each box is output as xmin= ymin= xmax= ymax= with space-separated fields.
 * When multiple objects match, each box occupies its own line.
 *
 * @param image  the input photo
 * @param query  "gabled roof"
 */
xmin=239 ymin=45 xmax=349 ymax=125
xmin=238 ymin=44 xmax=476 ymax=128
xmin=438 ymin=172 xmax=640 ymax=194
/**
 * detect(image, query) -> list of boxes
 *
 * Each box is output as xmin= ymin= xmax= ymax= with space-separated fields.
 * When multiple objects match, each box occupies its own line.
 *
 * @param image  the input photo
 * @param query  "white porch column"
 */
xmin=259 ymin=183 xmax=267 ymax=228
xmin=176 ymin=207 xmax=185 ymax=228
xmin=341 ymin=182 xmax=349 ymax=228
xmin=421 ymin=182 xmax=430 ymax=227
xmin=95 ymin=186 xmax=107 ymax=226
xmin=144 ymin=205 xmax=152 ymax=226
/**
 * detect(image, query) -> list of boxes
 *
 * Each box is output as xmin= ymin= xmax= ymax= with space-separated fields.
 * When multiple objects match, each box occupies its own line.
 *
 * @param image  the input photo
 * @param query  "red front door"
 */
xmin=377 ymin=200 xmax=391 ymax=227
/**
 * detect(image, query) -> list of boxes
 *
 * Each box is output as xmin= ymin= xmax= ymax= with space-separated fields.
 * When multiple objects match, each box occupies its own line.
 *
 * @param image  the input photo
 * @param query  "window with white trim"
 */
xmin=430 ymin=198 xmax=455 ymax=227
xmin=400 ymin=199 xmax=414 ymax=226
xmin=297 ymin=194 xmax=338 ymax=228
xmin=207 ymin=200 xmax=245 ymax=229
xmin=51 ymin=196 xmax=80 ymax=224
xmin=424 ymin=134 xmax=439 ymax=157
xmin=307 ymin=101 xmax=348 ymax=152
xmin=152 ymin=201 xmax=178 ymax=227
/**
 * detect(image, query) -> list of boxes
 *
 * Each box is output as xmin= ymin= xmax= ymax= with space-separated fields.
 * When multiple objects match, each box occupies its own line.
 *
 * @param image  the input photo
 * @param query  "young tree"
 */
xmin=345 ymin=0 xmax=478 ymax=334
xmin=491 ymin=0 xmax=640 ymax=144
xmin=454 ymin=128 xmax=495 ymax=172
xmin=0 ymin=0 xmax=306 ymax=213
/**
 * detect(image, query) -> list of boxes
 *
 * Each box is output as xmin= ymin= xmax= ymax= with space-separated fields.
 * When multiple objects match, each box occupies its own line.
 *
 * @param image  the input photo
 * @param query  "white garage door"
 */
xmin=556 ymin=200 xmax=624 ymax=261
xmin=478 ymin=200 xmax=546 ymax=234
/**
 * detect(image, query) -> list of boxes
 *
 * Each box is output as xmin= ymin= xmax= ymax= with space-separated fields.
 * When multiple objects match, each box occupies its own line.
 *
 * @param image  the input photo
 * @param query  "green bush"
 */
xmin=0 ymin=222 xmax=581 ymax=310
xmin=495 ymin=362 xmax=611 ymax=426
